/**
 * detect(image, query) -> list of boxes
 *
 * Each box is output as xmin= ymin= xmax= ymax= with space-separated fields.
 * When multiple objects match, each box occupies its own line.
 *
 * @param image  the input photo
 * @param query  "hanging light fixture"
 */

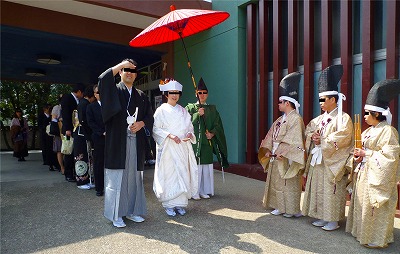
xmin=36 ymin=54 xmax=61 ymax=64
xmin=25 ymin=68 xmax=46 ymax=77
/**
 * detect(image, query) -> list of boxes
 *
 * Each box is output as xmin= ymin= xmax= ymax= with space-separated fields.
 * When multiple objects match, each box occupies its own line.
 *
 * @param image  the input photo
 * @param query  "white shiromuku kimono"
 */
xmin=153 ymin=103 xmax=199 ymax=208
xmin=346 ymin=122 xmax=400 ymax=247
xmin=260 ymin=110 xmax=306 ymax=215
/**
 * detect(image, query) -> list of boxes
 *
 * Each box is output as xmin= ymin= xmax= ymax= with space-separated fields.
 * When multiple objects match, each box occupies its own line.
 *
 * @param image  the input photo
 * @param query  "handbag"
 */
xmin=49 ymin=121 xmax=60 ymax=137
xmin=46 ymin=124 xmax=54 ymax=137
xmin=61 ymin=135 xmax=74 ymax=155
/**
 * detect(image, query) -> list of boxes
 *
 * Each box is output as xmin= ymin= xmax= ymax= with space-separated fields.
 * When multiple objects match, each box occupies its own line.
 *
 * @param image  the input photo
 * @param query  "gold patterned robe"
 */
xmin=260 ymin=110 xmax=306 ymax=214
xmin=302 ymin=109 xmax=353 ymax=221
xmin=346 ymin=122 xmax=400 ymax=247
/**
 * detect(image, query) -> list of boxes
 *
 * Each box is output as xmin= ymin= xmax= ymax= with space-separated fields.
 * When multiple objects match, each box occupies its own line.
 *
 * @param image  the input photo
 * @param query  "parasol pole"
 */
xmin=178 ymin=33 xmax=212 ymax=147
xmin=178 ymin=33 xmax=201 ymax=104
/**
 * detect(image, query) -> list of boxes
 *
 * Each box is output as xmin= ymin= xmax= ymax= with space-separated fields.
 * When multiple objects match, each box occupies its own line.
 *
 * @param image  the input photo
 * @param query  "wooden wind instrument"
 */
xmin=348 ymin=114 xmax=362 ymax=187
xmin=354 ymin=114 xmax=362 ymax=149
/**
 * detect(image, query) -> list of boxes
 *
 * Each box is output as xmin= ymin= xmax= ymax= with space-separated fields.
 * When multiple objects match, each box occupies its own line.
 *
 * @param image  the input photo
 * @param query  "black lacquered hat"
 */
xmin=364 ymin=79 xmax=400 ymax=125
xmin=279 ymin=72 xmax=301 ymax=112
xmin=318 ymin=64 xmax=346 ymax=129
xmin=197 ymin=77 xmax=208 ymax=91
xmin=279 ymin=72 xmax=301 ymax=101
xmin=318 ymin=64 xmax=343 ymax=95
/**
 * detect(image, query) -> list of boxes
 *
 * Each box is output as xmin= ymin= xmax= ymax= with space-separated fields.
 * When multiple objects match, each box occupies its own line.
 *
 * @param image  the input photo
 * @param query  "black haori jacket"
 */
xmin=98 ymin=68 xmax=154 ymax=170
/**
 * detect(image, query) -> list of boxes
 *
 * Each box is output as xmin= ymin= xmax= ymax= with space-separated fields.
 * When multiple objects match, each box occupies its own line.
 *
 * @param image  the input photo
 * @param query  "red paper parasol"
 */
xmin=129 ymin=5 xmax=229 ymax=48
xmin=130 ymin=5 xmax=229 ymax=151
xmin=129 ymin=5 xmax=229 ymax=92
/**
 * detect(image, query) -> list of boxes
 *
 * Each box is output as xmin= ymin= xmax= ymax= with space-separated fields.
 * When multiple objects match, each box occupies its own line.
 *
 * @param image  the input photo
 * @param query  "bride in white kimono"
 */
xmin=153 ymin=79 xmax=198 ymax=217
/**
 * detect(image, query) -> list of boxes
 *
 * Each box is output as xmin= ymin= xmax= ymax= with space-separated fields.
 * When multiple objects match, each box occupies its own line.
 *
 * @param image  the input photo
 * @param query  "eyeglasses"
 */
xmin=197 ymin=91 xmax=208 ymax=95
xmin=94 ymin=91 xmax=100 ymax=95
xmin=168 ymin=91 xmax=182 ymax=95
xmin=123 ymin=68 xmax=137 ymax=73
xmin=278 ymin=100 xmax=285 ymax=104
xmin=319 ymin=98 xmax=328 ymax=103
xmin=364 ymin=111 xmax=370 ymax=116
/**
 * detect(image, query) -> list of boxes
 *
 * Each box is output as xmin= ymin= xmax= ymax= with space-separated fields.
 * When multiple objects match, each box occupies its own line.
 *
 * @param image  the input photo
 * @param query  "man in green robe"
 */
xmin=186 ymin=78 xmax=229 ymax=199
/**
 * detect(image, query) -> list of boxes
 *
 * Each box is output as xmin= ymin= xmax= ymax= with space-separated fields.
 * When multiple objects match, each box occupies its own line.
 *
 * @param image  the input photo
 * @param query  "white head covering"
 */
xmin=159 ymin=80 xmax=183 ymax=92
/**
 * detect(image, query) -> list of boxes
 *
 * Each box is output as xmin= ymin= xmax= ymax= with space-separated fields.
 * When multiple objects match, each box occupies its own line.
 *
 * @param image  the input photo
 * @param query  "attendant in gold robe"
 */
xmin=346 ymin=79 xmax=400 ymax=248
xmin=302 ymin=65 xmax=353 ymax=231
xmin=259 ymin=72 xmax=306 ymax=218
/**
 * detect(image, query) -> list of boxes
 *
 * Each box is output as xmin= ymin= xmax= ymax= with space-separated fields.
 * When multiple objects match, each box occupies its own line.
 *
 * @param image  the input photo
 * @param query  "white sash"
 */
xmin=310 ymin=145 xmax=323 ymax=166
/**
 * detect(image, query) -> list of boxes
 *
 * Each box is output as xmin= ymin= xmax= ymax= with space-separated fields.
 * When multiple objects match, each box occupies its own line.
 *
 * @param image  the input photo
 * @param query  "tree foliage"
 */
xmin=1 ymin=80 xmax=71 ymax=149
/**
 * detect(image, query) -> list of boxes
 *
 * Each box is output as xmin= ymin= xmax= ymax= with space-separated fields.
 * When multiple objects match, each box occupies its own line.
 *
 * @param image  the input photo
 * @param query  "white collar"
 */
xmin=71 ymin=92 xmax=79 ymax=104
xmin=124 ymin=83 xmax=133 ymax=95
xmin=196 ymin=101 xmax=208 ymax=105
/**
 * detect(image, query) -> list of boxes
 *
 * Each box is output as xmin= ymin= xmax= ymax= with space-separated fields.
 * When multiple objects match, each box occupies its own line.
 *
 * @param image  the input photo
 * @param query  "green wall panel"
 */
xmin=173 ymin=0 xmax=248 ymax=163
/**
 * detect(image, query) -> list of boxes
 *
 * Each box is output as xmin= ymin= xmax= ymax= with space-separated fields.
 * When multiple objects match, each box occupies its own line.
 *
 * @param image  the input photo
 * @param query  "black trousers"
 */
xmin=64 ymin=153 xmax=74 ymax=179
xmin=41 ymin=132 xmax=57 ymax=167
xmin=93 ymin=136 xmax=105 ymax=193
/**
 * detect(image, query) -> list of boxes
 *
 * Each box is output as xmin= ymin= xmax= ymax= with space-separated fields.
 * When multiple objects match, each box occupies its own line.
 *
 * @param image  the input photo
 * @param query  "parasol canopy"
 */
xmin=129 ymin=5 xmax=230 ymax=47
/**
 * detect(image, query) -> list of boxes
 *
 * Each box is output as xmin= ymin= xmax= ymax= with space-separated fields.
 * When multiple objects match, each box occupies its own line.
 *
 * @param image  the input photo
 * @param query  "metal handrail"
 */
xmin=134 ymin=61 xmax=162 ymax=89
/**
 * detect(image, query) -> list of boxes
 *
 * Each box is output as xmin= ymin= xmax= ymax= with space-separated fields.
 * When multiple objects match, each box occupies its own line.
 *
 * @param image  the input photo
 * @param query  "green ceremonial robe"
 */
xmin=185 ymin=103 xmax=229 ymax=168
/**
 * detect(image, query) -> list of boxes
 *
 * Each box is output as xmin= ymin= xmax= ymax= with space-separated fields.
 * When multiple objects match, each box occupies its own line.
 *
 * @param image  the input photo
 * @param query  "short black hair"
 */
xmin=123 ymin=58 xmax=138 ymax=67
xmin=43 ymin=104 xmax=51 ymax=110
xmin=72 ymin=84 xmax=86 ymax=93
xmin=287 ymin=101 xmax=296 ymax=109
xmin=370 ymin=111 xmax=387 ymax=122
xmin=84 ymin=85 xmax=94 ymax=98
xmin=326 ymin=94 xmax=339 ymax=103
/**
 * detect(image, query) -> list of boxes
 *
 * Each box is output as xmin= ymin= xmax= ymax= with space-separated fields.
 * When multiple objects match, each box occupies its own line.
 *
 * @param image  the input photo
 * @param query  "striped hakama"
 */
xmin=104 ymin=132 xmax=146 ymax=221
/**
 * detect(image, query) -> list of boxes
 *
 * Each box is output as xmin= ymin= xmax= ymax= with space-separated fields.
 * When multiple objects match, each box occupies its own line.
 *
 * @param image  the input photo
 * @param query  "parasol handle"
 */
xmin=179 ymin=33 xmax=211 ymax=146
xmin=178 ymin=34 xmax=201 ymax=104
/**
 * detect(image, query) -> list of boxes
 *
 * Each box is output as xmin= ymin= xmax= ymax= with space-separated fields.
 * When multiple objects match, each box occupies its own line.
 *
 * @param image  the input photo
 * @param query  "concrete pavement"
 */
xmin=1 ymin=151 xmax=399 ymax=253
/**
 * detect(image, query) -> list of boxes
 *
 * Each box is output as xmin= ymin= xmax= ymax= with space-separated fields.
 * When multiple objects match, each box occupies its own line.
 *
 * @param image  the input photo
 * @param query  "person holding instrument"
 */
xmin=302 ymin=65 xmax=353 ymax=231
xmin=259 ymin=72 xmax=305 ymax=218
xmin=346 ymin=79 xmax=400 ymax=249
xmin=186 ymin=78 xmax=229 ymax=200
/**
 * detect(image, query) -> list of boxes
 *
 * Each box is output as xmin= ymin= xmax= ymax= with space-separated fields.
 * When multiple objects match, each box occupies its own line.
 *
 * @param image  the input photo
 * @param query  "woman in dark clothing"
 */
xmin=10 ymin=109 xmax=29 ymax=161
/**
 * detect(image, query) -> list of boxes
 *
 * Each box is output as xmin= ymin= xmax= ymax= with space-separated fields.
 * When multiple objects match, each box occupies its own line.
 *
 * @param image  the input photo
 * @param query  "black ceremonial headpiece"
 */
xmin=318 ymin=64 xmax=346 ymax=129
xmin=364 ymin=79 xmax=400 ymax=125
xmin=197 ymin=77 xmax=208 ymax=91
xmin=318 ymin=64 xmax=343 ymax=95
xmin=279 ymin=72 xmax=301 ymax=112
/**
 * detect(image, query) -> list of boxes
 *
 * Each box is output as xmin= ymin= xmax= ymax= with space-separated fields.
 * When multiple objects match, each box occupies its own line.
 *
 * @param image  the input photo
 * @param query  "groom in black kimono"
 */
xmin=98 ymin=59 xmax=154 ymax=228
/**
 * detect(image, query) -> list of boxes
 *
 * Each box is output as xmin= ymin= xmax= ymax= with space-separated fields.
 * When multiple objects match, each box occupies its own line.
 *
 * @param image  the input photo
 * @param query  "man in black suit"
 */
xmin=61 ymin=84 xmax=85 ymax=182
xmin=86 ymin=84 xmax=106 ymax=196
xmin=38 ymin=104 xmax=57 ymax=171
